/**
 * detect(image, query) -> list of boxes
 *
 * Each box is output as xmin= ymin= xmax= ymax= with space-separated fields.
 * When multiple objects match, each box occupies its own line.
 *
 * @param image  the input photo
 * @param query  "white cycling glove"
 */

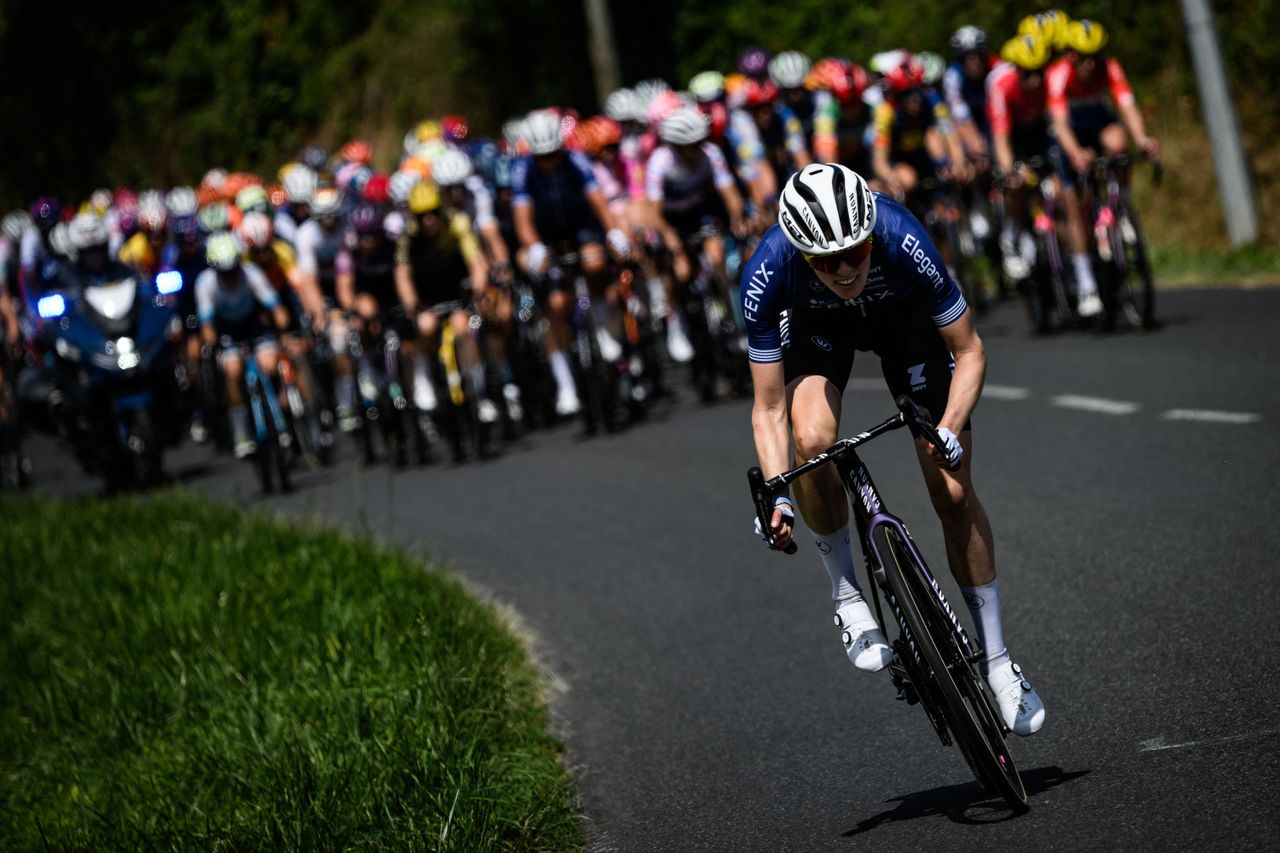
xmin=936 ymin=427 xmax=964 ymax=468
xmin=525 ymin=241 xmax=549 ymax=276
xmin=606 ymin=227 xmax=631 ymax=258
xmin=753 ymin=495 xmax=795 ymax=547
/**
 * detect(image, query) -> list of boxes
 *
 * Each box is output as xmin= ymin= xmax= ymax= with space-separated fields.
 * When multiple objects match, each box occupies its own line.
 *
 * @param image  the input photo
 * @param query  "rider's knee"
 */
xmin=927 ymin=474 xmax=973 ymax=521
xmin=793 ymin=419 xmax=836 ymax=461
xmin=547 ymin=290 xmax=570 ymax=316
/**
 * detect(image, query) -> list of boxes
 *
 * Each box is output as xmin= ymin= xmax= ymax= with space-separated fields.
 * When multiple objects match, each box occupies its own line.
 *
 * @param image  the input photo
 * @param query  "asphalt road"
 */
xmin=23 ymin=287 xmax=1280 ymax=851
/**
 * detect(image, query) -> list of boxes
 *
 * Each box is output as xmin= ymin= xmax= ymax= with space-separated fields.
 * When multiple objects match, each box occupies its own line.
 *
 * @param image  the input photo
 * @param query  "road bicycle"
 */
xmin=1079 ymin=153 xmax=1161 ymax=331
xmin=748 ymin=396 xmax=1029 ymax=813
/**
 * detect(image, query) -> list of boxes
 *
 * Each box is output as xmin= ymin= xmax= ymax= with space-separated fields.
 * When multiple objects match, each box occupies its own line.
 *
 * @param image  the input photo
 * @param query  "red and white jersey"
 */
xmin=985 ymin=61 xmax=1046 ymax=135
xmin=1046 ymin=56 xmax=1135 ymax=117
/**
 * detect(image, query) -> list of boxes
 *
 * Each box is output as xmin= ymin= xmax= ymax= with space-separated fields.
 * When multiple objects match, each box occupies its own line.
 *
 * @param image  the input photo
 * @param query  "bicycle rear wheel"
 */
xmin=874 ymin=523 xmax=1029 ymax=813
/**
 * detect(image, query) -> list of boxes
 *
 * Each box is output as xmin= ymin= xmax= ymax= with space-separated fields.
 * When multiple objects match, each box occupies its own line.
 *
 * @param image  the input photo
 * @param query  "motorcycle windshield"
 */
xmin=83 ymin=279 xmax=137 ymax=321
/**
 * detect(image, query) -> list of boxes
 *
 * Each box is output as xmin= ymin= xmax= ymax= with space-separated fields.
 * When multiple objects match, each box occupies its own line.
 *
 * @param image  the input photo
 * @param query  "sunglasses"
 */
xmin=802 ymin=237 xmax=873 ymax=274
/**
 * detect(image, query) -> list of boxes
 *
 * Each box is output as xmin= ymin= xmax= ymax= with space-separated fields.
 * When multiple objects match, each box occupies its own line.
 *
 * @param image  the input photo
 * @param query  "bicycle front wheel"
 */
xmin=875 ymin=523 xmax=1030 ymax=813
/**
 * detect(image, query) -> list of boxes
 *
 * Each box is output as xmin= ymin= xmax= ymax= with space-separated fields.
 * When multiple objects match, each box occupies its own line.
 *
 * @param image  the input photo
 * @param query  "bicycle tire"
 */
xmin=874 ymin=523 xmax=1030 ymax=813
xmin=1118 ymin=199 xmax=1156 ymax=328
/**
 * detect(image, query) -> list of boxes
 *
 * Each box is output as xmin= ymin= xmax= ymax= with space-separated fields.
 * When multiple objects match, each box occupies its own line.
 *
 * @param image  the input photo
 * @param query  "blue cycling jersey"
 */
xmin=511 ymin=151 xmax=600 ymax=240
xmin=741 ymin=195 xmax=966 ymax=364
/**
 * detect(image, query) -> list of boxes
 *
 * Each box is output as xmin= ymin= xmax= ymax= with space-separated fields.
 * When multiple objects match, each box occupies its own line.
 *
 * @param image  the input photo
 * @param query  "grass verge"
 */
xmin=1151 ymin=245 xmax=1280 ymax=288
xmin=0 ymin=495 xmax=582 ymax=851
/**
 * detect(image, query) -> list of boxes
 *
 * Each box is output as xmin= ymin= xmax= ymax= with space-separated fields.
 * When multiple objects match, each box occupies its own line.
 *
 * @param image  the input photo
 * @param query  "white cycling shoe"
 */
xmin=986 ymin=658 xmax=1046 ymax=736
xmin=835 ymin=599 xmax=893 ymax=673
xmin=555 ymin=386 xmax=581 ymax=417
xmin=1077 ymin=292 xmax=1104 ymax=319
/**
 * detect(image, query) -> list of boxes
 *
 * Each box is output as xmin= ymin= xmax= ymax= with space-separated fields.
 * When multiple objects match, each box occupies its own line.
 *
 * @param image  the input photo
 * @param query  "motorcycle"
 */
xmin=34 ymin=265 xmax=183 ymax=491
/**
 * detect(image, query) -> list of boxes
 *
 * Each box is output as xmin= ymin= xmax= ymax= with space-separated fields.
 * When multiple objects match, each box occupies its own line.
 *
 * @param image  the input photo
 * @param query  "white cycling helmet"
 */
xmin=237 ymin=211 xmax=273 ymax=249
xmin=2 ymin=210 xmax=32 ymax=241
xmin=769 ymin=50 xmax=812 ymax=89
xmin=658 ymin=107 xmax=709 ymax=146
xmin=916 ymin=51 xmax=946 ymax=86
xmin=604 ymin=87 xmax=644 ymax=122
xmin=205 ymin=231 xmax=242 ymax=271
xmin=388 ymin=169 xmax=422 ymax=204
xmin=524 ymin=109 xmax=564 ymax=156
xmin=283 ymin=164 xmax=318 ymax=204
xmin=633 ymin=78 xmax=670 ymax=109
xmin=50 ymin=222 xmax=75 ymax=259
xmin=431 ymin=148 xmax=474 ymax=187
xmin=951 ymin=25 xmax=989 ymax=53
xmin=777 ymin=164 xmax=877 ymax=255
xmin=68 ymin=212 xmax=109 ymax=251
xmin=308 ymin=187 xmax=342 ymax=217
xmin=166 ymin=186 xmax=198 ymax=217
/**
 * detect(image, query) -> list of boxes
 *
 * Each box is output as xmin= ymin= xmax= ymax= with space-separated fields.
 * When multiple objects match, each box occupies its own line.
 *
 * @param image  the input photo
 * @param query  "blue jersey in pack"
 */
xmin=740 ymin=194 xmax=967 ymax=364
xmin=511 ymin=151 xmax=600 ymax=240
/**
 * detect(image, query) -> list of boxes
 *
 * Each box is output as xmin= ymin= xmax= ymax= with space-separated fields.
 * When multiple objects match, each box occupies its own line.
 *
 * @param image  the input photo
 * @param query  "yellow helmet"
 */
xmin=1001 ymin=35 xmax=1052 ymax=71
xmin=1018 ymin=10 xmax=1072 ymax=52
xmin=1065 ymin=19 xmax=1109 ymax=55
xmin=408 ymin=182 xmax=442 ymax=215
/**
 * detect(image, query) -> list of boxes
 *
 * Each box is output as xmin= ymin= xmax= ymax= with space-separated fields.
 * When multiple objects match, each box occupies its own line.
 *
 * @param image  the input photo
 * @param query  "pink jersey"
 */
xmin=618 ymin=131 xmax=658 ymax=202
xmin=1045 ymin=56 xmax=1134 ymax=117
xmin=985 ymin=62 xmax=1046 ymax=135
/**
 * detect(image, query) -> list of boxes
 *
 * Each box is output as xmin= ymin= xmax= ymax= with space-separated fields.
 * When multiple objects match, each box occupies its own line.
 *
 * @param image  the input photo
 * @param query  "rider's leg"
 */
xmin=412 ymin=309 xmax=440 ymax=411
xmin=543 ymin=288 xmax=578 ymax=414
xmin=788 ymin=373 xmax=892 ymax=672
xmin=663 ymin=244 xmax=696 ymax=363
xmin=220 ymin=350 xmax=251 ymax=453
xmin=1059 ymin=171 xmax=1102 ymax=313
xmin=913 ymin=432 xmax=1044 ymax=733
xmin=581 ymin=240 xmax=624 ymax=362
xmin=326 ymin=308 xmax=358 ymax=427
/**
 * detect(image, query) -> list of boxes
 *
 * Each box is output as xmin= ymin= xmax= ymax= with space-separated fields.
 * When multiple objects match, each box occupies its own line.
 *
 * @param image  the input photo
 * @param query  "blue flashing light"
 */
xmin=156 ymin=270 xmax=184 ymax=295
xmin=37 ymin=293 xmax=67 ymax=319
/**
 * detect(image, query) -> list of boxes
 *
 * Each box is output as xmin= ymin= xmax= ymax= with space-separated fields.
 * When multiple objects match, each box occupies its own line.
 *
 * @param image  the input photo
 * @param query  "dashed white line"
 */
xmin=1161 ymin=408 xmax=1262 ymax=424
xmin=1051 ymin=394 xmax=1141 ymax=416
xmin=983 ymin=384 xmax=1031 ymax=401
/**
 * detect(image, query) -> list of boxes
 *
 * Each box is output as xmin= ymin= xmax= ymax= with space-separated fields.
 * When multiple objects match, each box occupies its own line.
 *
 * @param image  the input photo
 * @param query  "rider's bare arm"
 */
xmin=394 ymin=262 xmax=418 ymax=314
xmin=513 ymin=202 xmax=539 ymax=250
xmin=750 ymin=358 xmax=794 ymax=541
xmin=935 ymin=311 xmax=986 ymax=437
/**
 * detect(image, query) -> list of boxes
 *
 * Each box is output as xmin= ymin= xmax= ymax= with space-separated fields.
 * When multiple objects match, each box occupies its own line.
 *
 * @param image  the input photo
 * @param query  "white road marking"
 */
xmin=1139 ymin=729 xmax=1280 ymax=753
xmin=983 ymin=384 xmax=1031 ymax=401
xmin=1051 ymin=394 xmax=1140 ymax=416
xmin=1161 ymin=408 xmax=1262 ymax=424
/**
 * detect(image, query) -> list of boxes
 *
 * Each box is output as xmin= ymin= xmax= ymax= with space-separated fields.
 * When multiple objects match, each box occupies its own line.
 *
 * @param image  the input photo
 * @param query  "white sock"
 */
xmin=1072 ymin=253 xmax=1098 ymax=296
xmin=335 ymin=376 xmax=355 ymax=410
xmin=548 ymin=350 xmax=574 ymax=394
xmin=412 ymin=353 xmax=429 ymax=384
xmin=229 ymin=406 xmax=249 ymax=443
xmin=812 ymin=523 xmax=862 ymax=603
xmin=960 ymin=578 xmax=1010 ymax=673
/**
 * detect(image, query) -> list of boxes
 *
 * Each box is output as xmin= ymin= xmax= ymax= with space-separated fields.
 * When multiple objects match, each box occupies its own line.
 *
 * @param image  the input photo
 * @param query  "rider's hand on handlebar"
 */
xmin=753 ymin=494 xmax=795 ymax=551
xmin=1070 ymin=146 xmax=1095 ymax=175
xmin=920 ymin=426 xmax=964 ymax=470
xmin=1138 ymin=136 xmax=1160 ymax=160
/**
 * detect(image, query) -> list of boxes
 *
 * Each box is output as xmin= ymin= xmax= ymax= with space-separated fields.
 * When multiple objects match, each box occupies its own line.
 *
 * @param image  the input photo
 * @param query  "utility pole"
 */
xmin=583 ymin=0 xmax=622 ymax=106
xmin=1180 ymin=0 xmax=1258 ymax=246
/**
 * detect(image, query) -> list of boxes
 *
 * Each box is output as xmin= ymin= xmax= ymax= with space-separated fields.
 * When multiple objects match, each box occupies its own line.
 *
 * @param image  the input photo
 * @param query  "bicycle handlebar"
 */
xmin=747 ymin=396 xmax=958 ymax=554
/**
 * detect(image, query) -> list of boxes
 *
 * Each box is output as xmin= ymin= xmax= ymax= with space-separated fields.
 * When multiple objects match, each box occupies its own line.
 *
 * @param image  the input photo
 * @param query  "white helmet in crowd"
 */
xmin=950 ymin=25 xmax=988 ymax=53
xmin=309 ymin=187 xmax=342 ymax=217
xmin=166 ymin=186 xmax=199 ymax=217
xmin=237 ymin=211 xmax=273 ymax=249
xmin=68 ymin=212 xmax=109 ymax=251
xmin=388 ymin=169 xmax=422 ymax=204
xmin=524 ymin=109 xmax=564 ymax=156
xmin=2 ymin=210 xmax=32 ymax=241
xmin=431 ymin=148 xmax=474 ymax=187
xmin=769 ymin=50 xmax=812 ymax=88
xmin=283 ymin=164 xmax=318 ymax=204
xmin=205 ymin=231 xmax=242 ymax=271
xmin=604 ymin=87 xmax=644 ymax=122
xmin=777 ymin=164 xmax=877 ymax=255
xmin=658 ymin=107 xmax=709 ymax=146
xmin=50 ymin=222 xmax=75 ymax=259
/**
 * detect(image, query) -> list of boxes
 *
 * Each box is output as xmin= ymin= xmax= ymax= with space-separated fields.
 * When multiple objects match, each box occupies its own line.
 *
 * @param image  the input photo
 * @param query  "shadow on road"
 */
xmin=842 ymin=765 xmax=1090 ymax=835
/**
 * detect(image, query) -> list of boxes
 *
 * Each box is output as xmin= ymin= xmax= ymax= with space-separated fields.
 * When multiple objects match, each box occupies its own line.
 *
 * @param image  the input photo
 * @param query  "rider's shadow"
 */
xmin=843 ymin=765 xmax=1090 ymax=834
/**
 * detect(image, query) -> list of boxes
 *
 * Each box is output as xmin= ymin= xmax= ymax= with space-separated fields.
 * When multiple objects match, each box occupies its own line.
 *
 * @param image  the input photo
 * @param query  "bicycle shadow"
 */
xmin=842 ymin=765 xmax=1090 ymax=835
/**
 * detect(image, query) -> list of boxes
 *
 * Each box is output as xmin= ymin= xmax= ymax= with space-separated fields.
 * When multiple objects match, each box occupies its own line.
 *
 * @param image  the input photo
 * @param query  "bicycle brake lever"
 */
xmin=748 ymin=466 xmax=798 ymax=555
xmin=894 ymin=395 xmax=960 ymax=471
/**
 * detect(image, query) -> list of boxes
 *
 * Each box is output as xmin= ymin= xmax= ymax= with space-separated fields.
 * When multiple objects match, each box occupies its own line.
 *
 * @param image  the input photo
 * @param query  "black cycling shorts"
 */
xmin=782 ymin=290 xmax=970 ymax=432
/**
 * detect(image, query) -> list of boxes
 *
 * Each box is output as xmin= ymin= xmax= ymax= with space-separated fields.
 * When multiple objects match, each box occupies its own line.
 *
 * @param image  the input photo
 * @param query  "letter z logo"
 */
xmin=908 ymin=363 xmax=927 ymax=390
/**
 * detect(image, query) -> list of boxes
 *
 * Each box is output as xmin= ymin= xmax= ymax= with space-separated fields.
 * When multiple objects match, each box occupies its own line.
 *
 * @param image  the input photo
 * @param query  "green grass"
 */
xmin=1151 ymin=244 xmax=1280 ymax=288
xmin=0 ymin=495 xmax=582 ymax=851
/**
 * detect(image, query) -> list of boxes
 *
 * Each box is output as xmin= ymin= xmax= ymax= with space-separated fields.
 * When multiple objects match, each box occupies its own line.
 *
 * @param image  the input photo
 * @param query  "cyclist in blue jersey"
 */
xmin=513 ymin=109 xmax=631 ymax=416
xmin=743 ymin=163 xmax=1044 ymax=737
